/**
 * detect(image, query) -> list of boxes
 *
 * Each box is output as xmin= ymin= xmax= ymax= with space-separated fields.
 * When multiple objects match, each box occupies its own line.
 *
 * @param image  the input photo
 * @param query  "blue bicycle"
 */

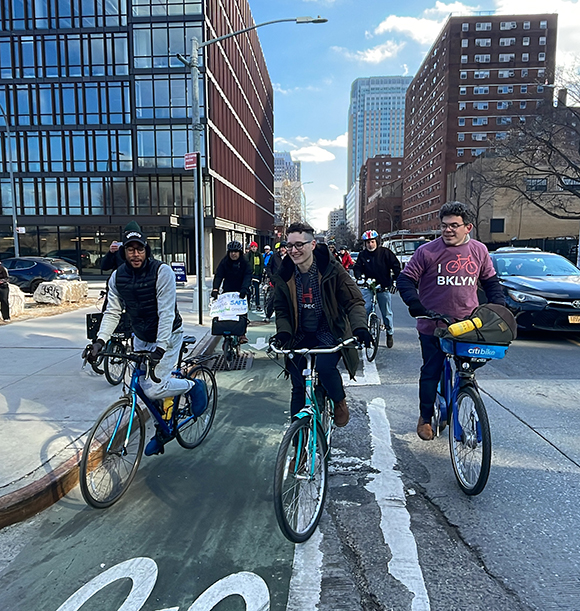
xmin=80 ymin=336 xmax=217 ymax=508
xmin=433 ymin=333 xmax=508 ymax=495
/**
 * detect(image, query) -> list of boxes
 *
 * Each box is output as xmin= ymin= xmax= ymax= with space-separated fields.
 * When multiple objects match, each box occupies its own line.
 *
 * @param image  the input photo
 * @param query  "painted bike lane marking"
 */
xmin=366 ymin=397 xmax=431 ymax=611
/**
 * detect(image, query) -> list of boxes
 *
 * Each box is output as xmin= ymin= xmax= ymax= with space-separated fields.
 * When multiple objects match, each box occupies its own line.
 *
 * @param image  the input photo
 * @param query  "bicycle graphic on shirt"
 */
xmin=446 ymin=254 xmax=478 ymax=275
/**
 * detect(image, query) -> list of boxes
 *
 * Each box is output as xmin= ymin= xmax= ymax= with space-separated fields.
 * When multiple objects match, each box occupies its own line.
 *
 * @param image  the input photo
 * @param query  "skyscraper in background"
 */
xmin=347 ymin=76 xmax=413 ymax=191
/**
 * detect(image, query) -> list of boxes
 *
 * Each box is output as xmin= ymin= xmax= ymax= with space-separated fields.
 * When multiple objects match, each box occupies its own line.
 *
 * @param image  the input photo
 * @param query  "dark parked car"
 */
xmin=45 ymin=249 xmax=93 ymax=268
xmin=490 ymin=248 xmax=580 ymax=331
xmin=2 ymin=257 xmax=80 ymax=293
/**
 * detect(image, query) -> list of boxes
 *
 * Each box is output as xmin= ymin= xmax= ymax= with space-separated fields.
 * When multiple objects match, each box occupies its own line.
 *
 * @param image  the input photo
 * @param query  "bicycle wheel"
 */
xmin=103 ymin=339 xmax=126 ymax=386
xmin=223 ymin=336 xmax=235 ymax=369
xmin=176 ymin=365 xmax=218 ymax=449
xmin=80 ymin=399 xmax=145 ymax=508
xmin=366 ymin=312 xmax=380 ymax=362
xmin=449 ymin=386 xmax=491 ymax=495
xmin=273 ymin=417 xmax=328 ymax=543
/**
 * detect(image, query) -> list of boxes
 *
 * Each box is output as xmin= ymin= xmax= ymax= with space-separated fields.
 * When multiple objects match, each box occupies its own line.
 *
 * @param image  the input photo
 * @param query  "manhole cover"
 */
xmin=212 ymin=352 xmax=253 ymax=372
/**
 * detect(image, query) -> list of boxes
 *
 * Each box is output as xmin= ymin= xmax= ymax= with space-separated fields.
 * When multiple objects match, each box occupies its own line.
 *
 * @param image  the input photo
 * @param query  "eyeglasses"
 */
xmin=125 ymin=245 xmax=145 ymax=253
xmin=440 ymin=222 xmax=466 ymax=231
xmin=286 ymin=241 xmax=310 ymax=251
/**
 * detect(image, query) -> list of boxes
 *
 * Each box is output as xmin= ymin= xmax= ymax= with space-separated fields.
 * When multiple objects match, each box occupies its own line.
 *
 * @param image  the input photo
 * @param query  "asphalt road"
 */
xmin=1 ymin=298 xmax=580 ymax=610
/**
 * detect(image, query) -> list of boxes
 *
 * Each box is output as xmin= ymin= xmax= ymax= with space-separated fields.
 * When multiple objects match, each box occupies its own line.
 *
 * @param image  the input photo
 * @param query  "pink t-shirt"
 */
xmin=401 ymin=237 xmax=496 ymax=334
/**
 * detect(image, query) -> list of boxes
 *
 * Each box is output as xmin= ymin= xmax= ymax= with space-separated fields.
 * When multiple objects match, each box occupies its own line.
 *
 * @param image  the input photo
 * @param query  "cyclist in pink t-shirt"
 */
xmin=398 ymin=202 xmax=505 ymax=441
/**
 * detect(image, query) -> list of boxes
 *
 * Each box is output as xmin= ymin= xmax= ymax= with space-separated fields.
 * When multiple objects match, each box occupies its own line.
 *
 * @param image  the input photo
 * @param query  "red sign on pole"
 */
xmin=184 ymin=152 xmax=197 ymax=170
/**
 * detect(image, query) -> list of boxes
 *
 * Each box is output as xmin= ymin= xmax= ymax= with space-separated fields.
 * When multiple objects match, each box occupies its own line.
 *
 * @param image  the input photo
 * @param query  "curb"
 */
xmin=0 ymin=330 xmax=217 ymax=529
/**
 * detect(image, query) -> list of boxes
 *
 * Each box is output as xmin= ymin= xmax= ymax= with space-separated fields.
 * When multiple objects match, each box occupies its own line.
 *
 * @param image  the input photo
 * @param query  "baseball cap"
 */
xmin=123 ymin=229 xmax=147 ymax=247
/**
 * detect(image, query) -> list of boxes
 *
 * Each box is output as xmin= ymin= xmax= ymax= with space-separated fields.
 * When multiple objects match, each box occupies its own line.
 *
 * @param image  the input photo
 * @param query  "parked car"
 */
xmin=490 ymin=249 xmax=580 ymax=331
xmin=45 ymin=249 xmax=93 ymax=268
xmin=2 ymin=257 xmax=80 ymax=293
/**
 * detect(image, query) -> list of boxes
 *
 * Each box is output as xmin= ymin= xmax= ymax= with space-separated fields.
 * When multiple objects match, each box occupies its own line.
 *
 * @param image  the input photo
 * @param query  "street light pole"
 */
xmin=177 ymin=16 xmax=327 ymax=323
xmin=0 ymin=102 xmax=19 ymax=257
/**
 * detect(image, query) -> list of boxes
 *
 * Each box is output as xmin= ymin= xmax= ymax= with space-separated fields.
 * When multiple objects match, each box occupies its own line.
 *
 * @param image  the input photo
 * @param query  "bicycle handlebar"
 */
xmin=82 ymin=346 xmax=161 ymax=383
xmin=267 ymin=336 xmax=360 ymax=356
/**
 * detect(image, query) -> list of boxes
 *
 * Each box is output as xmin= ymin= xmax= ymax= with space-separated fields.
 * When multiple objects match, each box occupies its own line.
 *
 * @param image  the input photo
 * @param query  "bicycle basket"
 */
xmin=85 ymin=311 xmax=132 ymax=340
xmin=211 ymin=315 xmax=247 ymax=337
xmin=439 ymin=338 xmax=509 ymax=360
xmin=435 ymin=303 xmax=517 ymax=346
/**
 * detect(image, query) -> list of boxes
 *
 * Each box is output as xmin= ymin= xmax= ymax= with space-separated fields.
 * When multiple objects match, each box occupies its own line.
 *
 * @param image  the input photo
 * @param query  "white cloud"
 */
xmin=332 ymin=40 xmax=406 ymax=64
xmin=295 ymin=136 xmax=310 ymax=143
xmin=290 ymin=146 xmax=336 ymax=163
xmin=329 ymin=184 xmax=340 ymax=190
xmin=423 ymin=1 xmax=479 ymax=16
xmin=316 ymin=132 xmax=348 ymax=148
xmin=274 ymin=137 xmax=296 ymax=149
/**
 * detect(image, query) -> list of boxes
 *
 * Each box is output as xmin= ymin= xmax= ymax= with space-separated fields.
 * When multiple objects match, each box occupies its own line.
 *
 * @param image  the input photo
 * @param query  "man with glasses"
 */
xmin=271 ymin=222 xmax=371 ymax=427
xmin=397 ymin=202 xmax=504 ymax=441
xmin=87 ymin=229 xmax=206 ymax=455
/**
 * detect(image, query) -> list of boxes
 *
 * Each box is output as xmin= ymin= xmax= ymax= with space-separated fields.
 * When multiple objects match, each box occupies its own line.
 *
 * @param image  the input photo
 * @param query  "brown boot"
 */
xmin=334 ymin=398 xmax=350 ymax=427
xmin=417 ymin=416 xmax=434 ymax=441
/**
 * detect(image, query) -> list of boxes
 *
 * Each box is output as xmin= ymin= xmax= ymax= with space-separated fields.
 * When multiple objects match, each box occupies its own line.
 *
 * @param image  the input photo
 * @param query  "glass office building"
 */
xmin=0 ymin=0 xmax=274 ymax=274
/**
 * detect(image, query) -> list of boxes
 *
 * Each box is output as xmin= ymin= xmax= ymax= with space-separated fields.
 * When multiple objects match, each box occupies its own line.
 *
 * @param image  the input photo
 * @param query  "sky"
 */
xmin=249 ymin=0 xmax=580 ymax=231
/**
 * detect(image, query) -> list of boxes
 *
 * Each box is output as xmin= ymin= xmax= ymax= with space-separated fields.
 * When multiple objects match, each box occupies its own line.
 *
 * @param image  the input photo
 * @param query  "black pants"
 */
xmin=287 ymin=334 xmax=345 ymax=418
xmin=251 ymin=276 xmax=261 ymax=307
xmin=264 ymin=284 xmax=274 ymax=318
xmin=0 ymin=284 xmax=10 ymax=320
xmin=418 ymin=333 xmax=446 ymax=422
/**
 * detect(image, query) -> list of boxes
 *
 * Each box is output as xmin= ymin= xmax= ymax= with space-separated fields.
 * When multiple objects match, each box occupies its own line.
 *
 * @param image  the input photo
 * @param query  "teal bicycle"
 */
xmin=80 ymin=336 xmax=217 ymax=508
xmin=268 ymin=338 xmax=358 ymax=542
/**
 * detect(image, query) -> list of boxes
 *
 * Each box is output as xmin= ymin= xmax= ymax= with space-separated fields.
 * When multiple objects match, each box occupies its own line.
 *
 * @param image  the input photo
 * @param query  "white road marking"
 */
xmin=286 ymin=528 xmax=323 ymax=611
xmin=342 ymin=357 xmax=381 ymax=386
xmin=366 ymin=397 xmax=431 ymax=611
xmin=250 ymin=336 xmax=269 ymax=350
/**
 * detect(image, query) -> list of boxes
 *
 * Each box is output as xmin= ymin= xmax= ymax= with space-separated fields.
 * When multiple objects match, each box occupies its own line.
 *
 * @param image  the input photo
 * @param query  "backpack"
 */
xmin=435 ymin=303 xmax=517 ymax=345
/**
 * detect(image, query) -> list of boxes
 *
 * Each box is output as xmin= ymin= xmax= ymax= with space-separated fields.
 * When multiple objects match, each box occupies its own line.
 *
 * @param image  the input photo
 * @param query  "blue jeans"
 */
xmin=362 ymin=288 xmax=393 ymax=334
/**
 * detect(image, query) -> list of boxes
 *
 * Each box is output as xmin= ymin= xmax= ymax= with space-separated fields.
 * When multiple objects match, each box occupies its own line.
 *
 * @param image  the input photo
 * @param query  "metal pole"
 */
xmin=0 ymin=102 xmax=19 ymax=257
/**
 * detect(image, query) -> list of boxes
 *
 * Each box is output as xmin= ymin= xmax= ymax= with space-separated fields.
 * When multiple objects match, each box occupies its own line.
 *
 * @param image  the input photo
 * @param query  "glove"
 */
xmin=270 ymin=331 xmax=292 ymax=349
xmin=86 ymin=338 xmax=105 ymax=364
xmin=149 ymin=347 xmax=166 ymax=366
xmin=408 ymin=303 xmax=428 ymax=318
xmin=239 ymin=290 xmax=248 ymax=299
xmin=353 ymin=328 xmax=373 ymax=348
xmin=210 ymin=289 xmax=219 ymax=300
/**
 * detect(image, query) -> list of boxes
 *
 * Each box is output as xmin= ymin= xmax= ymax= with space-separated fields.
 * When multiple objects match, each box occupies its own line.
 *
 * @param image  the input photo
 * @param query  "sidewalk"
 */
xmin=0 ymin=280 xmax=215 ymax=528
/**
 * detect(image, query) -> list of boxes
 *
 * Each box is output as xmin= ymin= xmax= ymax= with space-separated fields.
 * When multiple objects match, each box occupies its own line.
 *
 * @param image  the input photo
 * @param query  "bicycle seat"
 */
xmin=182 ymin=335 xmax=197 ymax=345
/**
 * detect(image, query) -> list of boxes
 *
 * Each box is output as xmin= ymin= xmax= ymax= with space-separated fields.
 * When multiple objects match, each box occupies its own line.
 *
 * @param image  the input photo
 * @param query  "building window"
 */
xmin=520 ymin=101 xmax=527 ymax=109
xmin=498 ymin=70 xmax=514 ymax=78
xmin=537 ymin=85 xmax=544 ymax=92
xmin=473 ymin=148 xmax=486 ymax=156
xmin=522 ymin=53 xmax=529 ymax=62
xmin=521 ymin=68 xmax=528 ymax=76
xmin=523 ymin=21 xmax=530 ymax=30
xmin=539 ymin=36 xmax=546 ymax=45
xmin=500 ymin=38 xmax=516 ymax=46
xmin=498 ymin=85 xmax=514 ymax=94
xmin=499 ymin=53 xmax=515 ymax=62
xmin=497 ymin=101 xmax=511 ymax=109
xmin=458 ymin=117 xmax=466 ymax=126
xmin=457 ymin=148 xmax=464 ymax=156
xmin=538 ymin=52 xmax=546 ymax=61
xmin=460 ymin=87 xmax=467 ymax=95
xmin=560 ymin=178 xmax=580 ymax=192
xmin=523 ymin=37 xmax=530 ymax=46
xmin=476 ymin=22 xmax=492 ymax=31
xmin=461 ymin=55 xmax=468 ymax=64
xmin=496 ymin=116 xmax=512 ymax=125
xmin=458 ymin=133 xmax=465 ymax=141
xmin=460 ymin=71 xmax=468 ymax=79
xmin=521 ymin=85 xmax=528 ymax=93
xmin=490 ymin=218 xmax=505 ymax=233
xmin=500 ymin=21 xmax=517 ymax=30
xmin=526 ymin=178 xmax=547 ymax=192
xmin=540 ymin=20 xmax=548 ymax=28
xmin=475 ymin=54 xmax=491 ymax=63
xmin=459 ymin=102 xmax=466 ymax=110
xmin=538 ymin=68 xmax=546 ymax=77
xmin=472 ymin=117 xmax=488 ymax=125
xmin=462 ymin=39 xmax=469 ymax=47
xmin=496 ymin=132 xmax=508 ymax=140
xmin=473 ymin=86 xmax=489 ymax=94
xmin=462 ymin=23 xmax=469 ymax=31
xmin=475 ymin=39 xmax=491 ymax=47
xmin=472 ymin=132 xmax=487 ymax=141
xmin=474 ymin=102 xmax=489 ymax=110
xmin=474 ymin=70 xmax=490 ymax=79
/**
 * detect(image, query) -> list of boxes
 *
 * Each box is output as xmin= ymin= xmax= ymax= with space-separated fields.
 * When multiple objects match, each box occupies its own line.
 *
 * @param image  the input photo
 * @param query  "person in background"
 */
xmin=263 ymin=244 xmax=273 ymax=269
xmin=263 ymin=241 xmax=287 ymax=324
xmin=0 ymin=261 xmax=10 ymax=322
xmin=247 ymin=241 xmax=264 ymax=311
xmin=328 ymin=242 xmax=340 ymax=261
xmin=338 ymin=246 xmax=354 ymax=271
xmin=211 ymin=241 xmax=252 ymax=343
xmin=353 ymin=229 xmax=401 ymax=349
xmin=101 ymin=221 xmax=142 ymax=272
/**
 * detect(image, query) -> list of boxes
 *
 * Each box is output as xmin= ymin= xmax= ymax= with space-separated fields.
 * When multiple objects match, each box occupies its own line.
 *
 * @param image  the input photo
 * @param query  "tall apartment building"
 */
xmin=0 ymin=0 xmax=274 ymax=274
xmin=347 ymin=76 xmax=412 ymax=191
xmin=402 ymin=13 xmax=557 ymax=231
xmin=328 ymin=208 xmax=345 ymax=233
xmin=273 ymin=151 xmax=301 ymax=228
xmin=274 ymin=151 xmax=301 ymax=182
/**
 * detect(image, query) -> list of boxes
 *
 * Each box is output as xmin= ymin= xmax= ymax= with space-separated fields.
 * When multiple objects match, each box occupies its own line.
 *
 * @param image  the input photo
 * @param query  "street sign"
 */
xmin=171 ymin=262 xmax=187 ymax=283
xmin=184 ymin=152 xmax=197 ymax=170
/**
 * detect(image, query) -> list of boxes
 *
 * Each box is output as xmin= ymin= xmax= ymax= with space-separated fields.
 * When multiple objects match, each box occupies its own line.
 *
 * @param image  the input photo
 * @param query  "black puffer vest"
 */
xmin=115 ymin=259 xmax=182 ymax=343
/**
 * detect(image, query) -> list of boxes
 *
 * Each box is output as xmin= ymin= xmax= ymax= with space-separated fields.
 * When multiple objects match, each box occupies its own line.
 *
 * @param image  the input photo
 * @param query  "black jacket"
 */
xmin=213 ymin=254 xmax=252 ymax=294
xmin=353 ymin=246 xmax=401 ymax=288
